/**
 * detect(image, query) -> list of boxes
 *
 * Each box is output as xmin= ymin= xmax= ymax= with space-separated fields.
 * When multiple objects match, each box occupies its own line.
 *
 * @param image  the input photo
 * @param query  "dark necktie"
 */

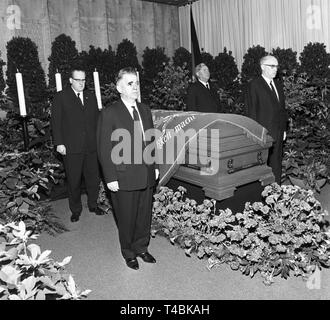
xmin=269 ymin=81 xmax=278 ymax=101
xmin=132 ymin=106 xmax=145 ymax=144
xmin=206 ymin=83 xmax=210 ymax=90
xmin=77 ymin=92 xmax=83 ymax=105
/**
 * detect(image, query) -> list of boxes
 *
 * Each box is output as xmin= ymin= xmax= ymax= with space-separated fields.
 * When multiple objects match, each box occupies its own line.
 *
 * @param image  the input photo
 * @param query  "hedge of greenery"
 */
xmin=152 ymin=184 xmax=330 ymax=285
xmin=1 ymin=35 xmax=329 ymax=189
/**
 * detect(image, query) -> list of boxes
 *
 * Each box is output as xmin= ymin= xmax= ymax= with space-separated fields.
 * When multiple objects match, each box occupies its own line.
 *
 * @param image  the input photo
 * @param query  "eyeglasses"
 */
xmin=72 ymin=78 xmax=86 ymax=83
xmin=263 ymin=64 xmax=279 ymax=69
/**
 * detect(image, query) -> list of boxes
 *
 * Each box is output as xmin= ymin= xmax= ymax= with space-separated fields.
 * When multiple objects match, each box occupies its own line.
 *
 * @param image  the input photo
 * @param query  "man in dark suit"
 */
xmin=245 ymin=55 xmax=288 ymax=183
xmin=51 ymin=67 xmax=103 ymax=222
xmin=97 ymin=67 xmax=159 ymax=270
xmin=185 ymin=62 xmax=221 ymax=112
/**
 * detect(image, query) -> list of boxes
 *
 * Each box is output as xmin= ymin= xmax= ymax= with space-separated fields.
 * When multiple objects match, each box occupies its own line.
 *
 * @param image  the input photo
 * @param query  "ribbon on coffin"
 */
xmin=151 ymin=110 xmax=270 ymax=188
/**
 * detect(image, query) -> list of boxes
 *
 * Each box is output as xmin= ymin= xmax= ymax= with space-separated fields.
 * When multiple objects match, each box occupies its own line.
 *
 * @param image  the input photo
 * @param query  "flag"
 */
xmin=190 ymin=5 xmax=202 ymax=73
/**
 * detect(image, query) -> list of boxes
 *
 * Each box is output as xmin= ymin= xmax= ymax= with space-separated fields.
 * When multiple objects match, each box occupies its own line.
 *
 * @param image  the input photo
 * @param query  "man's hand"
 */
xmin=107 ymin=181 xmax=119 ymax=192
xmin=155 ymin=169 xmax=159 ymax=180
xmin=56 ymin=145 xmax=66 ymax=155
xmin=283 ymin=131 xmax=287 ymax=141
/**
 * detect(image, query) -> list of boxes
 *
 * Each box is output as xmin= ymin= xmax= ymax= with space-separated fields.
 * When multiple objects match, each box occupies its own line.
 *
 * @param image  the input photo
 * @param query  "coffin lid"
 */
xmin=151 ymin=110 xmax=272 ymax=186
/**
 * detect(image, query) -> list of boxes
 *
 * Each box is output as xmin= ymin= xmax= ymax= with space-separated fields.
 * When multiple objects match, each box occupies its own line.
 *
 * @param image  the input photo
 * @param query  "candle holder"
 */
xmin=21 ymin=115 xmax=29 ymax=151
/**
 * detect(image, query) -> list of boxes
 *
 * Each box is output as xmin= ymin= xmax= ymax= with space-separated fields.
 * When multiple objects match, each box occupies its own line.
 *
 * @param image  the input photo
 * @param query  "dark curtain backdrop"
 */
xmin=0 ymin=0 xmax=180 ymax=80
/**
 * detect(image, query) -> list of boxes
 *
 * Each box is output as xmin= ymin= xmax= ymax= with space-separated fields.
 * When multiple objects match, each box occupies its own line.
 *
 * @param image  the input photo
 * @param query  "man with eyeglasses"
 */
xmin=51 ymin=67 xmax=104 ymax=222
xmin=245 ymin=55 xmax=288 ymax=184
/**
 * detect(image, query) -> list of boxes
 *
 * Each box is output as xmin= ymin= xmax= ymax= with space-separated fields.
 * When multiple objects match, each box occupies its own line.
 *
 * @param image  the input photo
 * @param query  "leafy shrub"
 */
xmin=213 ymin=47 xmax=239 ymax=90
xmin=142 ymin=46 xmax=170 ymax=81
xmin=115 ymin=39 xmax=140 ymax=72
xmin=141 ymin=46 xmax=170 ymax=104
xmin=102 ymin=82 xmax=120 ymax=108
xmin=282 ymin=72 xmax=330 ymax=186
xmin=0 ymin=149 xmax=67 ymax=235
xmin=152 ymin=184 xmax=330 ymax=285
xmin=79 ymin=45 xmax=116 ymax=89
xmin=200 ymin=51 xmax=215 ymax=77
xmin=172 ymin=47 xmax=191 ymax=72
xmin=272 ymin=47 xmax=299 ymax=77
xmin=0 ymin=220 xmax=91 ymax=300
xmin=149 ymin=63 xmax=190 ymax=110
xmin=299 ymin=42 xmax=330 ymax=80
xmin=218 ymin=88 xmax=245 ymax=115
xmin=5 ymin=37 xmax=47 ymax=108
xmin=0 ymin=51 xmax=5 ymax=98
xmin=48 ymin=34 xmax=79 ymax=91
xmin=0 ymin=103 xmax=52 ymax=151
xmin=241 ymin=45 xmax=268 ymax=85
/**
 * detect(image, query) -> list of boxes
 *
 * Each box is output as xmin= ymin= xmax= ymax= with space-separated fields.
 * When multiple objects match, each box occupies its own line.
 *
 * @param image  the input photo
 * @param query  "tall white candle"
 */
xmin=55 ymin=70 xmax=62 ymax=92
xmin=136 ymin=71 xmax=141 ymax=103
xmin=15 ymin=70 xmax=27 ymax=117
xmin=93 ymin=69 xmax=102 ymax=110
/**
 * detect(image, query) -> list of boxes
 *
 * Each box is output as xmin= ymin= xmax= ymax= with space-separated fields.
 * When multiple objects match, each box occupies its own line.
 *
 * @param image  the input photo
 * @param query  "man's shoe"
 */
xmin=70 ymin=213 xmax=80 ymax=222
xmin=89 ymin=206 xmax=105 ymax=215
xmin=125 ymin=258 xmax=139 ymax=270
xmin=137 ymin=252 xmax=156 ymax=263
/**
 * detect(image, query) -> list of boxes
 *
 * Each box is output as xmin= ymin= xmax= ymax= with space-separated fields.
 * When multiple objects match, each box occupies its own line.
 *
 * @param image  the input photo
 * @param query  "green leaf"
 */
xmin=4 ymin=178 xmax=18 ymax=190
xmin=19 ymin=202 xmax=29 ymax=214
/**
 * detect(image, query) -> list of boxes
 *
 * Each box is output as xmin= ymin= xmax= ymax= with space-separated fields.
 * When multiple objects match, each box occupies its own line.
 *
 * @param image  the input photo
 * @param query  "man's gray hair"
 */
xmin=116 ymin=67 xmax=137 ymax=84
xmin=195 ymin=63 xmax=207 ymax=75
xmin=259 ymin=55 xmax=277 ymax=65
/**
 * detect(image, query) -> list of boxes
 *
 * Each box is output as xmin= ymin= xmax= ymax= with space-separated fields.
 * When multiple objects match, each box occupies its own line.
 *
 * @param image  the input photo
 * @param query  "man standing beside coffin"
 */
xmin=185 ymin=63 xmax=221 ymax=113
xmin=245 ymin=55 xmax=288 ymax=183
xmin=51 ymin=67 xmax=103 ymax=223
xmin=97 ymin=67 xmax=159 ymax=270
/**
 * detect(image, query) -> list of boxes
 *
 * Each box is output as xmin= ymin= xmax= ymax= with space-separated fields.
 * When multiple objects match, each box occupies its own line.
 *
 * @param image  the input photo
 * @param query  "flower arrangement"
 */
xmin=0 ymin=220 xmax=90 ymax=300
xmin=152 ymin=184 xmax=330 ymax=285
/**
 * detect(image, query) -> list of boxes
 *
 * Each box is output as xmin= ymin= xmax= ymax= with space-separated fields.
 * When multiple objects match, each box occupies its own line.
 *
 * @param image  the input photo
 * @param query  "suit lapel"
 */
xmin=136 ymin=103 xmax=148 ymax=131
xmin=117 ymin=99 xmax=135 ymax=133
xmin=67 ymin=87 xmax=84 ymax=110
xmin=197 ymin=80 xmax=208 ymax=92
xmin=260 ymin=77 xmax=280 ymax=105
xmin=273 ymin=80 xmax=284 ymax=106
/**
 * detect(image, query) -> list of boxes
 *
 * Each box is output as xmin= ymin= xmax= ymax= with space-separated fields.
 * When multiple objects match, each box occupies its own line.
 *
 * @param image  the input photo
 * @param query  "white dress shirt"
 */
xmin=121 ymin=98 xmax=145 ymax=140
xmin=199 ymin=79 xmax=210 ymax=89
xmin=262 ymin=75 xmax=279 ymax=100
xmin=72 ymin=87 xmax=84 ymax=105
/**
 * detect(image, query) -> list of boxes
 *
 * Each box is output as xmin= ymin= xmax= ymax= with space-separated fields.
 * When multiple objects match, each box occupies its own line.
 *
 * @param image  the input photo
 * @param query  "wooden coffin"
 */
xmin=152 ymin=110 xmax=275 ymax=202
xmin=174 ymin=120 xmax=274 ymax=201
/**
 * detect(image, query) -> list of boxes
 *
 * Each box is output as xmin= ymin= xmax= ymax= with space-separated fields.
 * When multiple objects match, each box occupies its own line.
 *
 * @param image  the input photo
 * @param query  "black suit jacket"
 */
xmin=245 ymin=76 xmax=288 ymax=140
xmin=185 ymin=80 xmax=220 ymax=113
xmin=97 ymin=99 xmax=157 ymax=191
xmin=51 ymin=87 xmax=99 ymax=154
